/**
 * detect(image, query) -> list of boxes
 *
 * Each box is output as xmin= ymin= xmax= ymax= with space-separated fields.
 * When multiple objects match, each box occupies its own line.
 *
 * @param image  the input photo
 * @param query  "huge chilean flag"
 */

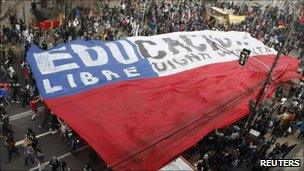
xmin=27 ymin=31 xmax=301 ymax=170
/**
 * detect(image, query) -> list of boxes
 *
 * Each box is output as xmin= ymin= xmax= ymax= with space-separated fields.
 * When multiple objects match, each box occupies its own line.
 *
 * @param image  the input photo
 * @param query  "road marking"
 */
xmin=29 ymin=145 xmax=89 ymax=171
xmin=15 ymin=131 xmax=52 ymax=146
xmin=10 ymin=107 xmax=44 ymax=121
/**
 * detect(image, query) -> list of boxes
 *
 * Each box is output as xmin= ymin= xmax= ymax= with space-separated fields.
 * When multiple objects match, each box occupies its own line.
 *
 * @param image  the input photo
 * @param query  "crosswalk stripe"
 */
xmin=10 ymin=107 xmax=44 ymax=121
xmin=15 ymin=131 xmax=52 ymax=146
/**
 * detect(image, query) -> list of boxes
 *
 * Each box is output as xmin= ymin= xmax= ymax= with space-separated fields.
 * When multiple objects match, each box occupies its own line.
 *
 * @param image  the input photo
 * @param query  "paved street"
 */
xmin=0 ymin=103 xmax=98 ymax=170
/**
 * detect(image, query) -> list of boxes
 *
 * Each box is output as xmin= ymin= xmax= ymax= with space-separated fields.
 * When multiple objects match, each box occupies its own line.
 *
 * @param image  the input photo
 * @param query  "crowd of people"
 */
xmin=1 ymin=100 xmax=84 ymax=170
xmin=0 ymin=0 xmax=303 ymax=170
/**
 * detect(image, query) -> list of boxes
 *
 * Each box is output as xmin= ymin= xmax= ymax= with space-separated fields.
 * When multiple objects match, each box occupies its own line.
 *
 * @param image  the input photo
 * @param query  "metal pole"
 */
xmin=244 ymin=1 xmax=299 ymax=131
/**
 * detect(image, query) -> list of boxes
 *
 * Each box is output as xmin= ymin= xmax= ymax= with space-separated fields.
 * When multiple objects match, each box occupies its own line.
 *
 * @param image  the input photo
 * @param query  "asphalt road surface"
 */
xmin=0 ymin=103 xmax=101 ymax=171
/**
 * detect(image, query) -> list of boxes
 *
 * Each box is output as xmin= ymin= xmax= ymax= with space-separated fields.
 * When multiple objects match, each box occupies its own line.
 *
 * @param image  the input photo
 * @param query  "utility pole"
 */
xmin=243 ymin=1 xmax=299 ymax=131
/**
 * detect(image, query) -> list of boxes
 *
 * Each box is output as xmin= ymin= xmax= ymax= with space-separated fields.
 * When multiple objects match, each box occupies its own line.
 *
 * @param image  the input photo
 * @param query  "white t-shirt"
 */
xmin=73 ymin=19 xmax=79 ymax=27
xmin=15 ymin=24 xmax=20 ymax=32
xmin=27 ymin=33 xmax=33 ymax=43
xmin=280 ymin=98 xmax=287 ymax=105
xmin=122 ymin=3 xmax=126 ymax=10
xmin=61 ymin=124 xmax=67 ymax=134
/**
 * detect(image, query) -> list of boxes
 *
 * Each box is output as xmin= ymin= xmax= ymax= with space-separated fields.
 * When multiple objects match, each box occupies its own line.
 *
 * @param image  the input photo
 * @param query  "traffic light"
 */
xmin=239 ymin=48 xmax=251 ymax=66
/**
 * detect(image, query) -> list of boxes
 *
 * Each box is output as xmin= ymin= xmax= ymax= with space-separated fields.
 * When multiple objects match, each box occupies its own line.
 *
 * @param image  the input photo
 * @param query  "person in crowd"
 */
xmin=280 ymin=142 xmax=290 ymax=158
xmin=289 ymin=84 xmax=297 ymax=98
xmin=83 ymin=163 xmax=92 ymax=171
xmin=19 ymin=87 xmax=30 ymax=108
xmin=49 ymin=156 xmax=60 ymax=171
xmin=30 ymin=96 xmax=41 ymax=120
xmin=36 ymin=149 xmax=45 ymax=171
xmin=24 ymin=144 xmax=35 ymax=166
xmin=58 ymin=117 xmax=67 ymax=142
xmin=0 ymin=110 xmax=13 ymax=137
xmin=268 ymin=143 xmax=281 ymax=159
xmin=297 ymin=121 xmax=304 ymax=140
xmin=275 ymin=85 xmax=283 ymax=99
xmin=4 ymin=133 xmax=19 ymax=163
xmin=49 ymin=112 xmax=60 ymax=134
xmin=11 ymin=79 xmax=21 ymax=103
xmin=26 ymin=128 xmax=38 ymax=150
xmin=87 ymin=148 xmax=98 ymax=168
xmin=277 ymin=97 xmax=288 ymax=114
xmin=295 ymin=81 xmax=304 ymax=98
xmin=70 ymin=137 xmax=81 ymax=158
xmin=38 ymin=104 xmax=51 ymax=128
xmin=0 ymin=85 xmax=10 ymax=106
xmin=60 ymin=160 xmax=69 ymax=171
